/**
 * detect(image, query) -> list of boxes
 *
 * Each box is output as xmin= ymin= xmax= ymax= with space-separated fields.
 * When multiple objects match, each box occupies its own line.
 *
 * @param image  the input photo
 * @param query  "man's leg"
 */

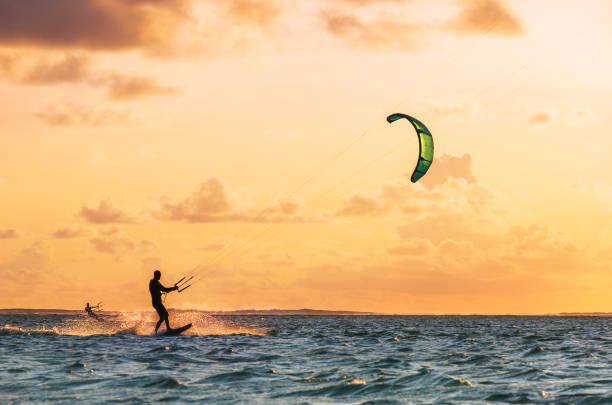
xmin=161 ymin=306 xmax=171 ymax=331
xmin=154 ymin=305 xmax=165 ymax=333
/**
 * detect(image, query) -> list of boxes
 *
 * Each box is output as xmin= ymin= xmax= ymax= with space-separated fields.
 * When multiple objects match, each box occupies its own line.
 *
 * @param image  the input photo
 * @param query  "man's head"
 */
xmin=86 ymin=302 xmax=90 ymax=306
xmin=153 ymin=270 xmax=161 ymax=280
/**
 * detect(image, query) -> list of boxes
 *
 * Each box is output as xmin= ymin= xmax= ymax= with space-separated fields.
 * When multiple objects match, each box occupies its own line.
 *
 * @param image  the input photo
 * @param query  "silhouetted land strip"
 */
xmin=2 ymin=308 xmax=612 ymax=316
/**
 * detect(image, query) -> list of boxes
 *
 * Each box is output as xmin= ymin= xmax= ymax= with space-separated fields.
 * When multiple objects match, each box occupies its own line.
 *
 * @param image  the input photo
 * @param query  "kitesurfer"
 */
xmin=149 ymin=270 xmax=178 ymax=333
xmin=84 ymin=302 xmax=101 ymax=320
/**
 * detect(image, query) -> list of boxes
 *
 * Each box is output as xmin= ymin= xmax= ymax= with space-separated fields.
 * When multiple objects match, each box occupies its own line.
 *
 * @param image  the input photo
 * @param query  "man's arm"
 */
xmin=159 ymin=282 xmax=178 ymax=293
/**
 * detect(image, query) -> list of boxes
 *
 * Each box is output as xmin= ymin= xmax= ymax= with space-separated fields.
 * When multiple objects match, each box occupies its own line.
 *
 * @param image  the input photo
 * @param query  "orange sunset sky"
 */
xmin=1 ymin=0 xmax=611 ymax=314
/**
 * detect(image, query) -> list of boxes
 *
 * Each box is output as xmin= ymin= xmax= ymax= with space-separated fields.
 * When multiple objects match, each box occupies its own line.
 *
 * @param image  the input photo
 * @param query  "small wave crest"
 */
xmin=143 ymin=376 xmax=183 ymax=388
xmin=1 ymin=324 xmax=61 ymax=336
xmin=168 ymin=311 xmax=264 ymax=336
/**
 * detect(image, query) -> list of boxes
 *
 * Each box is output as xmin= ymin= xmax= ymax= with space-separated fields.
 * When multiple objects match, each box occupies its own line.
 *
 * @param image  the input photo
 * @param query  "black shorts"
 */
xmin=153 ymin=304 xmax=168 ymax=319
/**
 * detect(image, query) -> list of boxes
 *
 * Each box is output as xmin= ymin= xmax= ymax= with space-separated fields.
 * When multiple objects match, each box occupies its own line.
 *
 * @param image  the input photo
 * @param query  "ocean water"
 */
xmin=1 ymin=312 xmax=611 ymax=404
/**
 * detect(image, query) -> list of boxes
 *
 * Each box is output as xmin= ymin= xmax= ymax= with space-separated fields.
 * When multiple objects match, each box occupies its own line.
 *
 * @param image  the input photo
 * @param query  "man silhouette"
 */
xmin=149 ymin=270 xmax=178 ymax=333
xmin=84 ymin=302 xmax=101 ymax=320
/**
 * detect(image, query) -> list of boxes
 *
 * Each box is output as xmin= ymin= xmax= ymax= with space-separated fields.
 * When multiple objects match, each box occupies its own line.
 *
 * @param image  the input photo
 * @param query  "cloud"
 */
xmin=290 ymin=218 xmax=587 ymax=313
xmin=362 ymin=180 xmax=585 ymax=292
xmin=158 ymin=178 xmax=232 ymax=222
xmin=299 ymin=226 xmax=586 ymax=307
xmin=89 ymin=229 xmax=154 ymax=261
xmin=224 ymin=0 xmax=282 ymax=26
xmin=339 ymin=154 xmax=484 ymax=216
xmin=528 ymin=112 xmax=550 ymax=125
xmin=105 ymin=72 xmax=176 ymax=100
xmin=35 ymin=104 xmax=130 ymax=127
xmin=484 ymin=225 xmax=582 ymax=276
xmin=531 ymin=108 xmax=599 ymax=127
xmin=393 ymin=180 xmax=504 ymax=245
xmin=0 ymin=53 xmax=176 ymax=103
xmin=337 ymin=194 xmax=384 ymax=216
xmin=426 ymin=104 xmax=468 ymax=119
xmin=100 ymin=226 xmax=120 ymax=235
xmin=51 ymin=226 xmax=86 ymax=239
xmin=0 ymin=242 xmax=48 ymax=285
xmin=277 ymin=198 xmax=300 ymax=215
xmin=0 ymin=1 xmax=289 ymax=59
xmin=337 ymin=173 xmax=507 ymax=268
xmin=156 ymin=178 xmax=311 ymax=223
xmin=142 ymin=256 xmax=161 ymax=273
xmin=137 ymin=239 xmax=156 ymax=256
xmin=0 ymin=0 xmax=190 ymax=52
xmin=200 ymin=242 xmax=225 ymax=251
xmin=323 ymin=0 xmax=409 ymax=4
xmin=80 ymin=197 xmax=136 ymax=224
xmin=447 ymin=0 xmax=523 ymax=36
xmin=387 ymin=238 xmax=435 ymax=256
xmin=90 ymin=234 xmax=135 ymax=261
xmin=0 ymin=53 xmax=19 ymax=78
xmin=565 ymin=109 xmax=599 ymax=125
xmin=321 ymin=9 xmax=421 ymax=50
xmin=21 ymin=54 xmax=90 ymax=84
xmin=420 ymin=153 xmax=476 ymax=188
xmin=568 ymin=181 xmax=612 ymax=213
xmin=259 ymin=196 xmax=305 ymax=217
xmin=0 ymin=228 xmax=18 ymax=238
xmin=254 ymin=252 xmax=295 ymax=267
xmin=504 ymin=225 xmax=565 ymax=252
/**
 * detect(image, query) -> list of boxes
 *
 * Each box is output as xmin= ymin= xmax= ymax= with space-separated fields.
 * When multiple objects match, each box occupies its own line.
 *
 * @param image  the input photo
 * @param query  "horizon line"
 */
xmin=2 ymin=307 xmax=612 ymax=317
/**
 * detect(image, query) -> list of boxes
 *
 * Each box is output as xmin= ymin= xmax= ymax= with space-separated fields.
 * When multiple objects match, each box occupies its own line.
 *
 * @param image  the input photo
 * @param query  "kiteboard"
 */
xmin=162 ymin=323 xmax=192 ymax=336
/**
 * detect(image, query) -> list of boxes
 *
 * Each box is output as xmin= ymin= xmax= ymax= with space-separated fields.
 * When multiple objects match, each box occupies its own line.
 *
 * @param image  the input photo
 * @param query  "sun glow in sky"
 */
xmin=1 ymin=0 xmax=611 ymax=314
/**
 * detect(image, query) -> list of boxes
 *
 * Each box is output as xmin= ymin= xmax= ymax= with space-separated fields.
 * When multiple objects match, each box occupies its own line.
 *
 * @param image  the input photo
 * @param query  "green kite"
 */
xmin=386 ymin=113 xmax=434 ymax=183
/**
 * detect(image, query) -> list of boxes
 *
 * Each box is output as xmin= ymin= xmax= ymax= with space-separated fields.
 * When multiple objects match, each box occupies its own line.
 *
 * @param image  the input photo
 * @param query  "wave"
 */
xmin=0 ymin=311 xmax=264 ymax=337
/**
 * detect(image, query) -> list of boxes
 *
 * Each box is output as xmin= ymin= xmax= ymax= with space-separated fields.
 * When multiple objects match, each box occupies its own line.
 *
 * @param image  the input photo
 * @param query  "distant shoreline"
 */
xmin=1 ymin=308 xmax=612 ymax=317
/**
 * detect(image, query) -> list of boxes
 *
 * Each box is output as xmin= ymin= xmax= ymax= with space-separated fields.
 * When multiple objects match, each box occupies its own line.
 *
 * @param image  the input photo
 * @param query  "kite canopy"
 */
xmin=386 ymin=113 xmax=434 ymax=183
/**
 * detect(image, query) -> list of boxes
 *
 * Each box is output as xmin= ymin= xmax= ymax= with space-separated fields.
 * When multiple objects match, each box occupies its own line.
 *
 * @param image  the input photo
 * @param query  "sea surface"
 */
xmin=1 ymin=312 xmax=611 ymax=404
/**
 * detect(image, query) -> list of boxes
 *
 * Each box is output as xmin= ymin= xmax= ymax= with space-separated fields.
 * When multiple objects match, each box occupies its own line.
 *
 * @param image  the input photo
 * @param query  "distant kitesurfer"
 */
xmin=84 ymin=302 xmax=101 ymax=320
xmin=149 ymin=270 xmax=178 ymax=333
